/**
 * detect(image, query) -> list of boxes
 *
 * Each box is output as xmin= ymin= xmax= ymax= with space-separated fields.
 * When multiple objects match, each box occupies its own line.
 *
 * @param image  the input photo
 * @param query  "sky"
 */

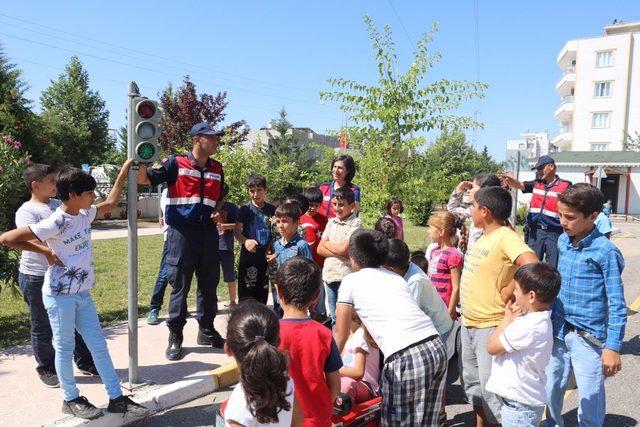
xmin=1 ymin=1 xmax=639 ymax=161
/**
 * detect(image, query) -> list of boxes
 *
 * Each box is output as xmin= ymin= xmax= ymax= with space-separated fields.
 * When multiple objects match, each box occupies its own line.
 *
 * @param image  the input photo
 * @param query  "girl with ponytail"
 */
xmin=223 ymin=300 xmax=301 ymax=426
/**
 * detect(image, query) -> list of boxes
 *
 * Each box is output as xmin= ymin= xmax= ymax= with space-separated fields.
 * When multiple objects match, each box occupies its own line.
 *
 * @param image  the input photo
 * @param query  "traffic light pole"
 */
xmin=126 ymin=82 xmax=140 ymax=387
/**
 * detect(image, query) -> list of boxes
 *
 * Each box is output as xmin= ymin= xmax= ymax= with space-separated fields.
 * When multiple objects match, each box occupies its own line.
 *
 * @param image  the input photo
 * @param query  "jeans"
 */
xmin=19 ymin=273 xmax=94 ymax=373
xmin=313 ymin=284 xmax=326 ymax=316
xmin=43 ymin=291 xmax=122 ymax=401
xmin=499 ymin=397 xmax=544 ymax=427
xmin=149 ymin=239 xmax=169 ymax=310
xmin=527 ymin=227 xmax=561 ymax=267
xmin=324 ymin=281 xmax=341 ymax=325
xmin=545 ymin=332 xmax=605 ymax=427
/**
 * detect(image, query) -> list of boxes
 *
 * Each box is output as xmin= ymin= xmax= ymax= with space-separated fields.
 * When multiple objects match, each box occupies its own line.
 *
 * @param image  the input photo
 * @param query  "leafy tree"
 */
xmin=39 ymin=56 xmax=113 ymax=166
xmin=320 ymin=16 xmax=487 ymax=225
xmin=159 ymin=76 xmax=248 ymax=151
xmin=624 ymin=131 xmax=640 ymax=151
xmin=0 ymin=45 xmax=42 ymax=162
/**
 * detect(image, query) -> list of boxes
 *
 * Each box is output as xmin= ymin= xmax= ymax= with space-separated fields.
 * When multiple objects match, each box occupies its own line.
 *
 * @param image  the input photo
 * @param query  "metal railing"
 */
xmin=563 ymin=66 xmax=575 ymax=75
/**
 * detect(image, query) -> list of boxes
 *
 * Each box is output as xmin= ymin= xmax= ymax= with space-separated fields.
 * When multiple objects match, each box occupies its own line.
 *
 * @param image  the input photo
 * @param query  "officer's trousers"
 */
xmin=526 ymin=227 xmax=561 ymax=268
xmin=165 ymin=225 xmax=220 ymax=333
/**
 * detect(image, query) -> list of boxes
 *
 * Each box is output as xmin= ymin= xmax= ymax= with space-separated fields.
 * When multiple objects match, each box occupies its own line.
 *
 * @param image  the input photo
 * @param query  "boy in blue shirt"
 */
xmin=268 ymin=202 xmax=312 ymax=316
xmin=545 ymin=183 xmax=626 ymax=427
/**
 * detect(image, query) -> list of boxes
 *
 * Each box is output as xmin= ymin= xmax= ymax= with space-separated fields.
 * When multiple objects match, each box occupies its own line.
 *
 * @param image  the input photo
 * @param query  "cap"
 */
xmin=532 ymin=155 xmax=555 ymax=170
xmin=189 ymin=122 xmax=224 ymax=137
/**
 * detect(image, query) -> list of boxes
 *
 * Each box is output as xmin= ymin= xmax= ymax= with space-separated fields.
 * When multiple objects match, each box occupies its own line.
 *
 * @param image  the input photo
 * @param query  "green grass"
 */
xmin=0 ymin=225 xmax=430 ymax=348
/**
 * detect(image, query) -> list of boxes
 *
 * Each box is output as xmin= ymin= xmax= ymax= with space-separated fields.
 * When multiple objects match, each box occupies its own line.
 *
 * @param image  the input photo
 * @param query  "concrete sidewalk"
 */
xmin=0 ymin=306 xmax=234 ymax=426
xmin=92 ymin=221 xmax=163 ymax=240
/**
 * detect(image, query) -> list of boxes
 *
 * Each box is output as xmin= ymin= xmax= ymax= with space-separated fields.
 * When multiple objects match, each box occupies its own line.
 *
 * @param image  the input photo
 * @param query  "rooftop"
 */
xmin=528 ymin=151 xmax=640 ymax=167
xmin=604 ymin=20 xmax=640 ymax=35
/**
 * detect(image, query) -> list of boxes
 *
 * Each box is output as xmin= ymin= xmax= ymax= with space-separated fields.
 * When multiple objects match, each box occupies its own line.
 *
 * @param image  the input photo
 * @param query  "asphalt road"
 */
xmin=136 ymin=221 xmax=640 ymax=427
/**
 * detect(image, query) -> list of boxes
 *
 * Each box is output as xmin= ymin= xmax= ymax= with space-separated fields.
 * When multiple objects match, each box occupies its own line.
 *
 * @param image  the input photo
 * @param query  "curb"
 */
xmin=46 ymin=363 xmax=239 ymax=427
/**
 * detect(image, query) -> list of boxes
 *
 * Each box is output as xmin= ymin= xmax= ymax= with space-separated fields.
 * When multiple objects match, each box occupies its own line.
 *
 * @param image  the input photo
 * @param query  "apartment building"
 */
xmin=553 ymin=20 xmax=640 ymax=152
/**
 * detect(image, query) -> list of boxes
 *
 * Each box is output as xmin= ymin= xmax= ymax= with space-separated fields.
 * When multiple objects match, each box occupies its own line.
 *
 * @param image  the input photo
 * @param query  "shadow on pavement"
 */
xmin=563 ymin=409 xmax=638 ymax=426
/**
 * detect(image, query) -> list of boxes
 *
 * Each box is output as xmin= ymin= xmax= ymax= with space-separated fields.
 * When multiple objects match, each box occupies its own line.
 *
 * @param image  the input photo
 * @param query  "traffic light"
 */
xmin=131 ymin=97 xmax=162 ymax=163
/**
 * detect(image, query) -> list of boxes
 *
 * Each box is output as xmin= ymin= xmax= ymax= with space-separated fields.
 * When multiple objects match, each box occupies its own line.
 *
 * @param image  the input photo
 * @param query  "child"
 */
xmin=147 ymin=186 xmax=168 ymax=325
xmin=410 ymin=251 xmax=429 ymax=275
xmin=276 ymin=257 xmax=342 ymax=426
xmin=317 ymin=187 xmax=362 ymax=325
xmin=334 ymin=230 xmax=447 ymax=425
xmin=339 ymin=312 xmax=380 ymax=405
xmin=447 ymin=172 xmax=502 ymax=251
xmin=384 ymin=197 xmax=404 ymax=240
xmin=0 ymin=163 xmax=148 ymax=419
xmin=217 ymin=184 xmax=239 ymax=308
xmin=374 ymin=216 xmax=397 ymax=240
xmin=427 ymin=211 xmax=464 ymax=319
xmin=459 ymin=186 xmax=537 ymax=426
xmin=602 ymin=198 xmax=613 ymax=217
xmin=234 ymin=174 xmax=276 ymax=305
xmin=383 ymin=238 xmax=453 ymax=339
xmin=223 ymin=300 xmax=302 ymax=426
xmin=14 ymin=163 xmax=97 ymax=386
xmin=485 ymin=263 xmax=561 ymax=427
xmin=268 ymin=202 xmax=313 ymax=317
xmin=545 ymin=183 xmax=627 ymax=427
xmin=300 ymin=187 xmax=328 ymax=268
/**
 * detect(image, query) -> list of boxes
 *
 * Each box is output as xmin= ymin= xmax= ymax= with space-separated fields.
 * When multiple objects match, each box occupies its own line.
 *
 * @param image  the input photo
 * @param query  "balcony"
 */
xmin=557 ymin=40 xmax=577 ymax=68
xmin=556 ymin=68 xmax=576 ymax=96
xmin=554 ymin=96 xmax=574 ymax=122
xmin=552 ymin=126 xmax=573 ymax=150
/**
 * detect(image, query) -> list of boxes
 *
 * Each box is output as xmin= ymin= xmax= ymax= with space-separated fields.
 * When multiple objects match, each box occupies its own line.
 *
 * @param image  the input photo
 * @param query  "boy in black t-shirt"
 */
xmin=233 ymin=174 xmax=276 ymax=304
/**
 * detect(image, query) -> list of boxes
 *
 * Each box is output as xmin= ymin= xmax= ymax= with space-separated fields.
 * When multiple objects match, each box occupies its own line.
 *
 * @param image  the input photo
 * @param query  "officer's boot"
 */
xmin=197 ymin=328 xmax=225 ymax=348
xmin=166 ymin=330 xmax=183 ymax=361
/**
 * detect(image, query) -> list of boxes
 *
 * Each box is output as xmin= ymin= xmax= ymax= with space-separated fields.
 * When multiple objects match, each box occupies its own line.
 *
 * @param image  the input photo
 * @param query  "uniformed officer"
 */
xmin=502 ymin=155 xmax=571 ymax=267
xmin=137 ymin=122 xmax=225 ymax=360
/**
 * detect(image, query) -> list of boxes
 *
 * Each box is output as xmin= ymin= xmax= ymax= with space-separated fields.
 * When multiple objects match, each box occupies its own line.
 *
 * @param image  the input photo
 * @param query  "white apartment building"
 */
xmin=242 ymin=125 xmax=339 ymax=158
xmin=506 ymin=131 xmax=556 ymax=158
xmin=553 ymin=20 xmax=640 ymax=152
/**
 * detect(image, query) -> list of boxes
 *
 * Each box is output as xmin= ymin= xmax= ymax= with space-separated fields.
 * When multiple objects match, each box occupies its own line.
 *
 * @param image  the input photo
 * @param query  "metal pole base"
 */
xmin=122 ymin=379 xmax=154 ymax=392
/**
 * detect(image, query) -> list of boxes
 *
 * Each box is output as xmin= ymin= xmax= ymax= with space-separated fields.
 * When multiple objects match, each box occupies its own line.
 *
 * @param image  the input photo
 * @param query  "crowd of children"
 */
xmin=0 ymin=155 xmax=629 ymax=426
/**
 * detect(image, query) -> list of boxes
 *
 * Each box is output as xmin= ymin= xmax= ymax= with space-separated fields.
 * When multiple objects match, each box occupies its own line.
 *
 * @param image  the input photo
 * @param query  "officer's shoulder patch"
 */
xmin=152 ymin=161 xmax=164 ymax=170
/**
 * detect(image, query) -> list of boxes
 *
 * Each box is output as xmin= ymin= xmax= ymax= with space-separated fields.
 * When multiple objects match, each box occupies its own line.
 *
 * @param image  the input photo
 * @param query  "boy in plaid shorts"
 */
xmin=334 ymin=230 xmax=447 ymax=425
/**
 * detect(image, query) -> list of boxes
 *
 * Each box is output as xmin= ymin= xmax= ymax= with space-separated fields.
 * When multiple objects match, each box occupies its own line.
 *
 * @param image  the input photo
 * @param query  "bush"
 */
xmin=516 ymin=202 xmax=529 ymax=226
xmin=0 ymin=135 xmax=29 ymax=294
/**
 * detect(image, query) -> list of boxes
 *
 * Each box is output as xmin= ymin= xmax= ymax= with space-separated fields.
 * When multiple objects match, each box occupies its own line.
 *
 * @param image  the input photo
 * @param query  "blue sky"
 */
xmin=1 ymin=1 xmax=638 ymax=161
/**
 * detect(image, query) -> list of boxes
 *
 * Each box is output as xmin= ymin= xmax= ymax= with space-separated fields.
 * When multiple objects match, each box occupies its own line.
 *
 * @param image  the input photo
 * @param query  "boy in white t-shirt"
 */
xmin=334 ymin=230 xmax=447 ymax=426
xmin=485 ymin=263 xmax=561 ymax=427
xmin=0 ymin=162 xmax=148 ymax=420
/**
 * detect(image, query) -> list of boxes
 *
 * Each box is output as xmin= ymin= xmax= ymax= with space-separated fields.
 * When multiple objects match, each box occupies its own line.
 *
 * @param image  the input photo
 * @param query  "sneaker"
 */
xmin=77 ymin=365 xmax=99 ymax=376
xmin=197 ymin=328 xmax=225 ymax=348
xmin=62 ymin=396 xmax=103 ymax=420
xmin=147 ymin=308 xmax=161 ymax=325
xmin=166 ymin=331 xmax=183 ymax=361
xmin=107 ymin=395 xmax=150 ymax=417
xmin=38 ymin=368 xmax=60 ymax=388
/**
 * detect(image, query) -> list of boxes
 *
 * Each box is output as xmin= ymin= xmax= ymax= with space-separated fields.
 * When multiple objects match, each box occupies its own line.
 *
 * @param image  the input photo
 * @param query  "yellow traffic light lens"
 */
xmin=136 ymin=142 xmax=156 ymax=160
xmin=136 ymin=122 xmax=156 ymax=139
xmin=137 ymin=101 xmax=156 ymax=119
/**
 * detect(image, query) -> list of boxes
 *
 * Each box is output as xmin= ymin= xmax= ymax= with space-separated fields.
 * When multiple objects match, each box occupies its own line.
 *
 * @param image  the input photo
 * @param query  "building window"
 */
xmin=594 ymin=81 xmax=612 ymax=98
xmin=590 ymin=143 xmax=608 ymax=151
xmin=518 ymin=143 xmax=525 ymax=149
xmin=596 ymin=50 xmax=613 ymax=67
xmin=592 ymin=112 xmax=610 ymax=129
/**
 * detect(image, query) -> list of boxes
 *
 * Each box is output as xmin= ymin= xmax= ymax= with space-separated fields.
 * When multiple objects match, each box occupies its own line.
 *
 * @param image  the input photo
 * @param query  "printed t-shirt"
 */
xmin=460 ymin=227 xmax=533 ymax=328
xmin=238 ymin=202 xmax=276 ymax=264
xmin=15 ymin=199 xmax=63 ymax=276
xmin=279 ymin=318 xmax=342 ymax=426
xmin=427 ymin=245 xmax=464 ymax=307
xmin=321 ymin=213 xmax=362 ymax=283
xmin=342 ymin=327 xmax=380 ymax=391
xmin=30 ymin=206 xmax=98 ymax=296
xmin=300 ymin=212 xmax=328 ymax=267
xmin=485 ymin=310 xmax=553 ymax=407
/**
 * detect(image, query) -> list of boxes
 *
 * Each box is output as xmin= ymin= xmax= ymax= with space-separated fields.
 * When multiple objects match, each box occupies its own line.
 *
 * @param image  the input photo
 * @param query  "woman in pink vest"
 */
xmin=318 ymin=155 xmax=361 ymax=219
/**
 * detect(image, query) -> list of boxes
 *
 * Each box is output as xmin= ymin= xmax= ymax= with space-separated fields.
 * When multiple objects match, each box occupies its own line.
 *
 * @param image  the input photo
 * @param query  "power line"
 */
xmin=387 ymin=0 xmax=414 ymax=45
xmin=0 ymin=12 xmax=317 ymax=98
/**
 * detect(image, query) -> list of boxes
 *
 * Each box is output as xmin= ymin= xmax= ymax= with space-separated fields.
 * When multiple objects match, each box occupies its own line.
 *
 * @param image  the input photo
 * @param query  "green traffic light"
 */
xmin=136 ymin=142 xmax=156 ymax=160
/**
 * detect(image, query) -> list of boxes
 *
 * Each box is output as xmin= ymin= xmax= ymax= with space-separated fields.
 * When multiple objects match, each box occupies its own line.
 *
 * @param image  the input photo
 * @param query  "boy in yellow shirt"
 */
xmin=460 ymin=186 xmax=538 ymax=426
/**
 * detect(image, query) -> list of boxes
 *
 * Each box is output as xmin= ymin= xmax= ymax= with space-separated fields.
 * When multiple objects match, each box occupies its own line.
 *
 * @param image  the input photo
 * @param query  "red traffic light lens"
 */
xmin=137 ymin=101 xmax=156 ymax=119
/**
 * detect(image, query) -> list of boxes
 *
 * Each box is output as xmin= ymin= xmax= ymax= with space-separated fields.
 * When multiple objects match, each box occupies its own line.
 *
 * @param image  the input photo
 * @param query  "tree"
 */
xmin=39 ymin=56 xmax=113 ymax=166
xmin=624 ymin=131 xmax=640 ymax=151
xmin=159 ymin=76 xmax=248 ymax=151
xmin=319 ymin=16 xmax=487 ymax=225
xmin=0 ymin=45 xmax=42 ymax=162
